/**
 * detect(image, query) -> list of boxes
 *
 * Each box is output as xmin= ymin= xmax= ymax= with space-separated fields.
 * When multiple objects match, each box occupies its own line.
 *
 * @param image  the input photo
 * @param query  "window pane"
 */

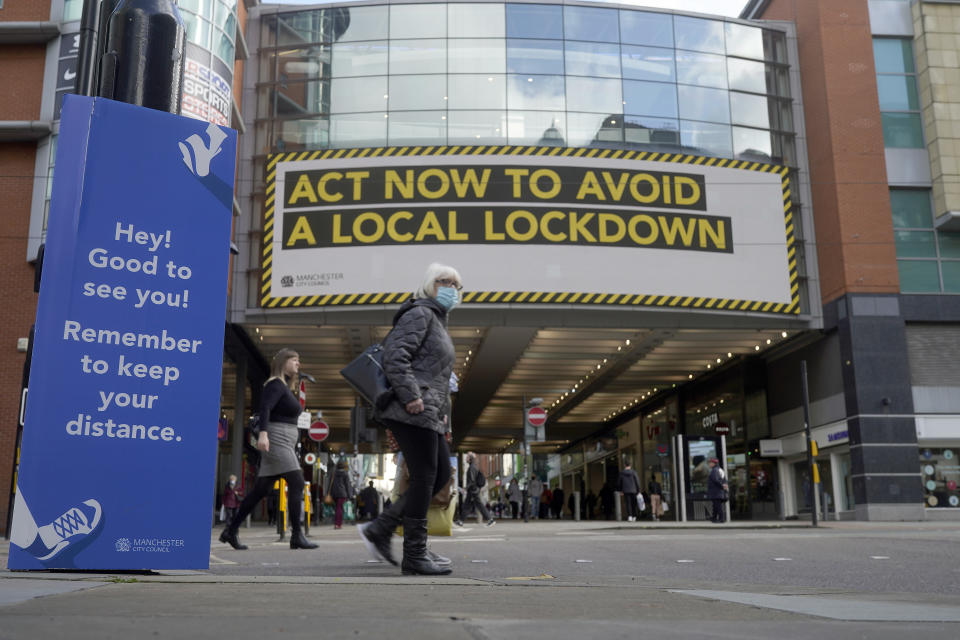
xmin=681 ymin=121 xmax=732 ymax=157
xmin=330 ymin=76 xmax=388 ymax=113
xmin=566 ymin=77 xmax=622 ymax=113
xmin=620 ymin=10 xmax=673 ymax=48
xmin=271 ymin=10 xmax=324 ymax=46
xmin=506 ymin=3 xmax=563 ymax=39
xmin=623 ymin=80 xmax=677 ymax=118
xmin=216 ymin=33 xmax=235 ymax=65
xmin=730 ymin=92 xmax=770 ymax=128
xmin=877 ymin=74 xmax=920 ymax=111
xmin=621 ymin=45 xmax=675 ymax=82
xmin=273 ymin=80 xmax=327 ymax=115
xmin=873 ymin=38 xmax=915 ymax=74
xmin=941 ymin=261 xmax=960 ymax=293
xmin=939 ymin=232 xmax=960 ymax=258
xmin=449 ymin=75 xmax=506 ymax=110
xmin=388 ymin=111 xmax=447 ymax=145
xmin=725 ymin=23 xmax=764 ymax=60
xmin=332 ymin=41 xmax=387 ymax=77
xmin=678 ymin=85 xmax=730 ymax=123
xmin=389 ymin=75 xmax=447 ymax=110
xmin=727 ymin=58 xmax=768 ymax=94
xmin=898 ymin=260 xmax=940 ymax=292
xmin=624 ymin=115 xmax=680 ymax=150
xmin=275 ymin=117 xmax=329 ymax=151
xmin=449 ymin=39 xmax=506 ymax=73
xmin=567 ymin=113 xmax=622 ymax=146
xmin=391 ymin=4 xmax=446 ymax=39
xmin=733 ymin=127 xmax=772 ymax=161
xmin=185 ymin=14 xmax=211 ymax=48
xmin=674 ymin=16 xmax=725 ymax=54
xmin=565 ymin=41 xmax=620 ymax=78
xmin=895 ymin=230 xmax=936 ymax=257
xmin=330 ymin=113 xmax=387 ymax=147
xmin=507 ymin=111 xmax=567 ymax=145
xmin=890 ymin=190 xmax=932 ymax=228
xmin=447 ymin=111 xmax=506 ymax=144
xmin=507 ymin=75 xmax=565 ymax=110
xmin=564 ymin=6 xmax=619 ymax=43
xmin=507 ymin=39 xmax=564 ymax=75
xmin=676 ymin=51 xmax=726 ymax=88
xmin=882 ymin=112 xmax=924 ymax=147
xmin=449 ymin=4 xmax=504 ymax=38
xmin=766 ymin=65 xmax=792 ymax=97
xmin=274 ymin=46 xmax=331 ymax=82
xmin=336 ymin=6 xmax=389 ymax=43
xmin=390 ymin=39 xmax=446 ymax=74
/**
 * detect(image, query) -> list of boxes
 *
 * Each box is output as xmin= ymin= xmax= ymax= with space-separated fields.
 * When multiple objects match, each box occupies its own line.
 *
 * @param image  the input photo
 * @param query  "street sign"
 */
xmin=656 ymin=443 xmax=669 ymax=457
xmin=303 ymin=453 xmax=317 ymax=465
xmin=715 ymin=423 xmax=731 ymax=436
xmin=8 ymin=96 xmax=236 ymax=570
xmin=308 ymin=421 xmax=330 ymax=442
xmin=526 ymin=407 xmax=547 ymax=427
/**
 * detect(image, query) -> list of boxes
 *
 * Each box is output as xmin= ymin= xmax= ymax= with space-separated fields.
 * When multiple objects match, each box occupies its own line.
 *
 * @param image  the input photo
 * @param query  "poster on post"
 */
xmin=7 ymin=95 xmax=236 ymax=570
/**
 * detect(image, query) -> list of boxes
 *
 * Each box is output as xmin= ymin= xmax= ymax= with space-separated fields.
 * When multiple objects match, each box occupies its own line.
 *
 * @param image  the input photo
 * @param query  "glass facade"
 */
xmin=874 ymin=37 xmax=924 ymax=149
xmin=891 ymin=189 xmax=960 ymax=293
xmin=257 ymin=3 xmax=795 ymax=163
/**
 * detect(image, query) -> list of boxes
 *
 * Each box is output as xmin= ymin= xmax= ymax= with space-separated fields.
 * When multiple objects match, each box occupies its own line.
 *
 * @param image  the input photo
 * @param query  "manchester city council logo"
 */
xmin=115 ymin=538 xmax=131 ymax=552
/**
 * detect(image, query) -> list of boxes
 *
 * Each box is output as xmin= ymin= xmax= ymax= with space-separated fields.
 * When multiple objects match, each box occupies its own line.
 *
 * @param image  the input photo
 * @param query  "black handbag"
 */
xmin=340 ymin=343 xmax=392 ymax=408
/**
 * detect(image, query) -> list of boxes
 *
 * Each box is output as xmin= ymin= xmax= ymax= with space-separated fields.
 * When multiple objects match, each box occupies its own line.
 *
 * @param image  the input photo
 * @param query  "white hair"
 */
xmin=414 ymin=262 xmax=462 ymax=299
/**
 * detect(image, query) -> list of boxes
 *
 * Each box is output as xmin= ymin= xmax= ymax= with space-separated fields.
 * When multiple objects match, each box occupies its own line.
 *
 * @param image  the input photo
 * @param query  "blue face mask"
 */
xmin=436 ymin=286 xmax=459 ymax=310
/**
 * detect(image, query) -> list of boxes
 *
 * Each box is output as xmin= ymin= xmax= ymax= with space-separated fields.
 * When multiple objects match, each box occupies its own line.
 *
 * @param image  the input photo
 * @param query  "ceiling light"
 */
xmin=716 ymin=358 xmax=721 ymax=363
xmin=755 ymin=345 xmax=760 ymax=351
xmin=625 ymin=339 xmax=631 ymax=346
xmin=781 ymin=331 xmax=788 ymax=338
xmin=727 ymin=352 xmax=732 ymax=358
xmin=707 ymin=364 xmax=711 ymax=369
xmin=617 ymin=346 xmax=622 ymax=351
xmin=766 ymin=339 xmax=772 ymax=345
xmin=596 ymin=364 xmax=601 ymax=370
xmin=688 ymin=374 xmax=693 ymax=379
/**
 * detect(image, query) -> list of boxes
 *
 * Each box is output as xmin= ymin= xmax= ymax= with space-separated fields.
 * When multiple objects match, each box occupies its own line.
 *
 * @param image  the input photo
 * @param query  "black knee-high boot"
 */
xmin=401 ymin=517 xmax=451 ymax=576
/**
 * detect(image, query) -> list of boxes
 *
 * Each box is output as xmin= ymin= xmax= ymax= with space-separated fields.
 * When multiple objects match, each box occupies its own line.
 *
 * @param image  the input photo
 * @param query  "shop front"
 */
xmin=916 ymin=416 xmax=960 ymax=518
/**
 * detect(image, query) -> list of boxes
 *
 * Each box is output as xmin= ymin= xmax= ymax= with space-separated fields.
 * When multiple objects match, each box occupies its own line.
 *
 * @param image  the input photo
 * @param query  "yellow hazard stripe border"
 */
xmin=260 ymin=147 xmax=800 ymax=315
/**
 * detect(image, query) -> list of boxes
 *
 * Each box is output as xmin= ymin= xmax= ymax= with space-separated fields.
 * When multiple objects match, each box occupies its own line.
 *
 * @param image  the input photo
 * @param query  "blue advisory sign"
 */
xmin=8 ymin=95 xmax=236 ymax=569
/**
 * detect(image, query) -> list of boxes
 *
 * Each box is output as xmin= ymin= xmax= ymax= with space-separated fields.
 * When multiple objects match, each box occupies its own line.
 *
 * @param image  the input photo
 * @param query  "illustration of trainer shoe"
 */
xmin=26 ymin=499 xmax=103 ymax=561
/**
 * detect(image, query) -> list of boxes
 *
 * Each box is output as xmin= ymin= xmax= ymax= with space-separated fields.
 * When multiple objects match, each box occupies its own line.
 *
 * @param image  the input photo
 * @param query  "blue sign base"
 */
xmin=7 ymin=96 xmax=236 ymax=570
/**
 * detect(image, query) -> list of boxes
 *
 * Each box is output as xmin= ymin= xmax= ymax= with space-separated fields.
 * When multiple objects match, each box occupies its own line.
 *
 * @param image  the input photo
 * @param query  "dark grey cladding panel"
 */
xmin=901 ymin=294 xmax=960 ymax=321
xmin=850 ymin=444 xmax=922 ymax=476
xmin=849 ymin=295 xmax=900 ymax=317
xmin=766 ymin=333 xmax=843 ymax=415
xmin=847 ymin=416 xmax=918 ymax=445
xmin=853 ymin=474 xmax=924 ymax=506
xmin=906 ymin=324 xmax=960 ymax=386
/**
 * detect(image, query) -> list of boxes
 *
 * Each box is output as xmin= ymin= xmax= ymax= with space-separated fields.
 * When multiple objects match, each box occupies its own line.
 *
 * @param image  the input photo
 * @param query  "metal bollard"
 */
xmin=573 ymin=491 xmax=581 ymax=522
xmin=614 ymin=491 xmax=622 ymax=521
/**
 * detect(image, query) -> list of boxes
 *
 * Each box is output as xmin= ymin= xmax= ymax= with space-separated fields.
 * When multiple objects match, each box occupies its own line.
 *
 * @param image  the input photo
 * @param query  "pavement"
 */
xmin=3 ymin=517 xmax=960 ymax=639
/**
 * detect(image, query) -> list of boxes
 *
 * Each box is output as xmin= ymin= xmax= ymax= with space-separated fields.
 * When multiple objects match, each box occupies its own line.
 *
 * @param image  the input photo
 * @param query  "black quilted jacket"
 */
xmin=376 ymin=297 xmax=455 ymax=433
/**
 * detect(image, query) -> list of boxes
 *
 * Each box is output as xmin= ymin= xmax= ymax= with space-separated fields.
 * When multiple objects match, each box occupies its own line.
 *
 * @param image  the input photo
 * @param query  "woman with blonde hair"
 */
xmin=219 ymin=348 xmax=317 ymax=550
xmin=358 ymin=263 xmax=461 ymax=575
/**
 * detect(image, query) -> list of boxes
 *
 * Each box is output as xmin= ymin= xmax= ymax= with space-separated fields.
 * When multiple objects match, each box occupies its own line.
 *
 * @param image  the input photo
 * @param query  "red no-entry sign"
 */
xmin=308 ymin=420 xmax=330 ymax=442
xmin=527 ymin=406 xmax=547 ymax=427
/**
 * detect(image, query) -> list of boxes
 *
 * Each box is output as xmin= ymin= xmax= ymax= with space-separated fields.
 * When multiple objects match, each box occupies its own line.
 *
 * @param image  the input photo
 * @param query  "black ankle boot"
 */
xmin=290 ymin=528 xmax=318 ymax=549
xmin=401 ymin=517 xmax=452 ymax=576
xmin=219 ymin=527 xmax=247 ymax=550
xmin=358 ymin=496 xmax=404 ymax=565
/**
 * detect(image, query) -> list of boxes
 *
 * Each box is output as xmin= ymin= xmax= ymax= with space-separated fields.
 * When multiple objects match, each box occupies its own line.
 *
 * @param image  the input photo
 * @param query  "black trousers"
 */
xmin=384 ymin=420 xmax=451 ymax=520
xmin=623 ymin=492 xmax=638 ymax=519
xmin=711 ymin=499 xmax=725 ymax=522
xmin=230 ymin=470 xmax=305 ymax=531
xmin=510 ymin=501 xmax=519 ymax=519
xmin=463 ymin=491 xmax=490 ymax=521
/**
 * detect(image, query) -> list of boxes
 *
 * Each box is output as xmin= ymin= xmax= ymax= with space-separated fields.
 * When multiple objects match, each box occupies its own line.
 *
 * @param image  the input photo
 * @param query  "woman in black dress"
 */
xmin=219 ymin=348 xmax=317 ymax=550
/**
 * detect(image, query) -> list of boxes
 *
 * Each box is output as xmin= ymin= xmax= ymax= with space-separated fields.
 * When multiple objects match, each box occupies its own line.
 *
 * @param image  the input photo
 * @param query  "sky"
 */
xmin=269 ymin=0 xmax=748 ymax=19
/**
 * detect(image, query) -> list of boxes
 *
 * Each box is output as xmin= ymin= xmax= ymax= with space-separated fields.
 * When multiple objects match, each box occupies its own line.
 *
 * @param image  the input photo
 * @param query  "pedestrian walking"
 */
xmin=707 ymin=458 xmax=729 ymax=523
xmin=219 ymin=349 xmax=317 ymax=550
xmin=617 ymin=463 xmax=642 ymax=522
xmin=359 ymin=481 xmax=380 ymax=521
xmin=330 ymin=460 xmax=354 ymax=529
xmin=461 ymin=452 xmax=495 ymax=526
xmin=528 ymin=475 xmax=543 ymax=519
xmin=648 ymin=474 xmax=664 ymax=521
xmin=507 ymin=477 xmax=521 ymax=519
xmin=221 ymin=474 xmax=242 ymax=525
xmin=356 ymin=263 xmax=461 ymax=576
xmin=540 ymin=486 xmax=553 ymax=519
xmin=551 ymin=486 xmax=565 ymax=519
